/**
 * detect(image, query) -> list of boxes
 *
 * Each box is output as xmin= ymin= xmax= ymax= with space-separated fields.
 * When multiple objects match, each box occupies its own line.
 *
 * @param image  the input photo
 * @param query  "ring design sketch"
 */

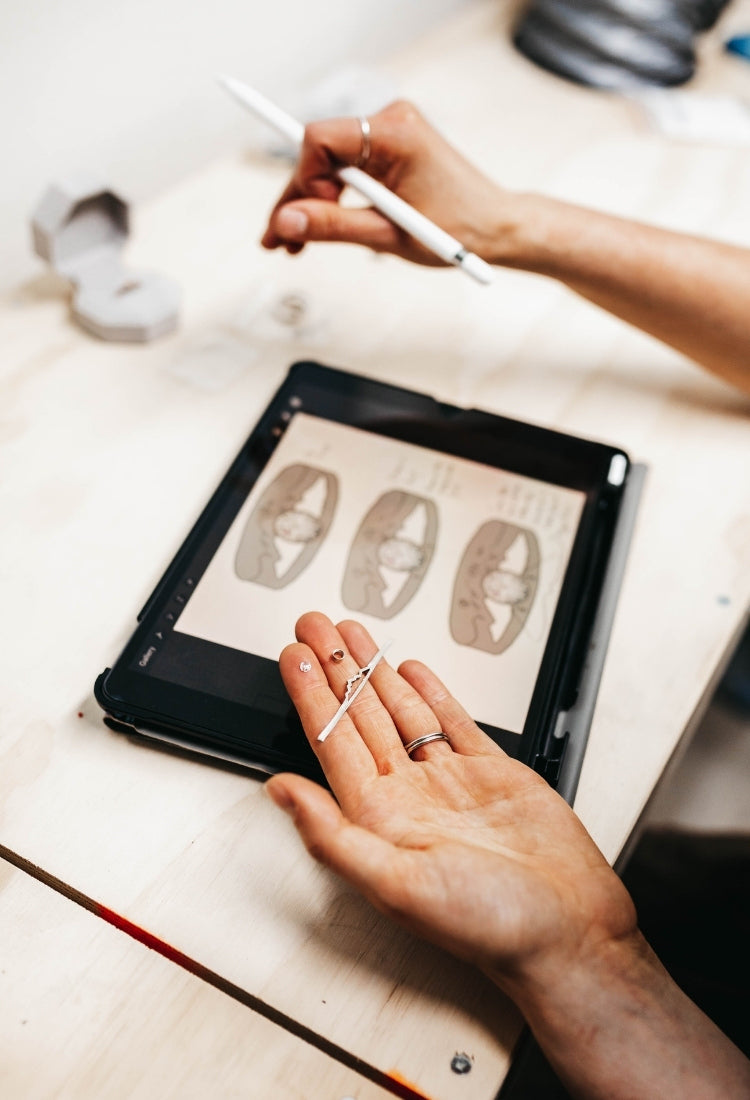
xmin=342 ymin=491 xmax=438 ymax=619
xmin=234 ymin=464 xmax=338 ymax=588
xmin=450 ymin=521 xmax=540 ymax=654
xmin=404 ymin=732 xmax=450 ymax=755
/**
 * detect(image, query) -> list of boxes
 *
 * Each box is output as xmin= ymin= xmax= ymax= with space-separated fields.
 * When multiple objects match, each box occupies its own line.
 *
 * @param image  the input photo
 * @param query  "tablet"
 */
xmin=95 ymin=360 xmax=632 ymax=786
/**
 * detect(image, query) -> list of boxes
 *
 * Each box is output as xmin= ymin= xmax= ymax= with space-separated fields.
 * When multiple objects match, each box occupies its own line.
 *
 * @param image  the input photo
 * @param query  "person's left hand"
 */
xmin=267 ymin=612 xmax=636 ymax=995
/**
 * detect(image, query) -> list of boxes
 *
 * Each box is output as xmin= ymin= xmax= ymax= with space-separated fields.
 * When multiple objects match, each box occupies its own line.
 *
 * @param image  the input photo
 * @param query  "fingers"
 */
xmin=294 ymin=109 xmax=419 ymax=183
xmin=337 ymin=620 xmax=453 ymax=759
xmin=259 ymin=171 xmax=343 ymax=251
xmin=281 ymin=612 xmax=406 ymax=779
xmin=260 ymin=115 xmax=371 ymax=252
xmin=298 ymin=116 xmax=371 ymax=174
xmin=263 ymin=774 xmax=391 ymax=884
xmin=280 ymin=611 xmax=502 ymax=810
xmin=398 ymin=659 xmax=505 ymax=758
xmin=297 ymin=612 xmax=407 ymax=767
xmin=279 ymin=638 xmax=379 ymax=795
xmin=260 ymin=103 xmax=427 ymax=257
xmin=262 ymin=199 xmax=401 ymax=253
xmin=265 ymin=773 xmax=406 ymax=906
xmin=282 ymin=611 xmax=500 ymax=761
xmin=281 ymin=612 xmax=459 ymax=773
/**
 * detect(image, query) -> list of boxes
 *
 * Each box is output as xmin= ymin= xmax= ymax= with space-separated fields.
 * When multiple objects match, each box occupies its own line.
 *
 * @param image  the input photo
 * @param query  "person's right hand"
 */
xmin=260 ymin=100 xmax=514 ymax=267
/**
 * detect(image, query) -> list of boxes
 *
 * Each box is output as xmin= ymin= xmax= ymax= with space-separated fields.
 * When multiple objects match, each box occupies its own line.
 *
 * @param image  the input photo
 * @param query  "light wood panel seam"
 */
xmin=0 ymin=842 xmax=432 ymax=1100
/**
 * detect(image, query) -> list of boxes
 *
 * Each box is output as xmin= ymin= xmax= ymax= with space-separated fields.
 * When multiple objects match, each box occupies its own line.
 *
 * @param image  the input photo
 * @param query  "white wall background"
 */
xmin=0 ymin=0 xmax=469 ymax=292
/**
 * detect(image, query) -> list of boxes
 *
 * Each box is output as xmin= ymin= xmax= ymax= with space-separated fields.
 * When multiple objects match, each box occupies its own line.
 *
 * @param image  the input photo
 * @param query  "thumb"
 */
xmin=266 ymin=773 xmax=342 ymax=838
xmin=265 ymin=774 xmax=403 ymax=902
xmin=269 ymin=199 xmax=399 ymax=252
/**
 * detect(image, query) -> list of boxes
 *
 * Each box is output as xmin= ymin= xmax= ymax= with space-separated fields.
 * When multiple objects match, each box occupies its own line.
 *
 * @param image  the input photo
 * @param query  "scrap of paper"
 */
xmin=633 ymin=89 xmax=750 ymax=146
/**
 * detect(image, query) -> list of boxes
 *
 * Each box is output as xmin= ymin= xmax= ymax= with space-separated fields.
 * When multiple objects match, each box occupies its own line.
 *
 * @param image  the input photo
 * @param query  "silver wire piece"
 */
xmin=317 ymin=638 xmax=392 ymax=742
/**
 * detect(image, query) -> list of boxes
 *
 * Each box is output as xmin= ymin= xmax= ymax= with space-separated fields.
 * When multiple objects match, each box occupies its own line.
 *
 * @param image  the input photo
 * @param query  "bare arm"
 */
xmin=262 ymin=100 xmax=750 ymax=395
xmin=503 ymin=914 xmax=748 ymax=1098
xmin=266 ymin=613 xmax=750 ymax=1100
xmin=501 ymin=195 xmax=750 ymax=394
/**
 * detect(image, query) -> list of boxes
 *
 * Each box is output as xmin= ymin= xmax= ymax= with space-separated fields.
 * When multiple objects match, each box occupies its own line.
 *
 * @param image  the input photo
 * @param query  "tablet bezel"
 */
xmin=95 ymin=360 xmax=629 ymax=784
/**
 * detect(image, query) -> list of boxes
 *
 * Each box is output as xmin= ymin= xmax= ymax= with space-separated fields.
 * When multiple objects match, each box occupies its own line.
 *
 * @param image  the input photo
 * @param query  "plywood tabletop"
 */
xmin=2 ymin=1 xmax=749 ymax=1097
xmin=0 ymin=859 xmax=398 ymax=1100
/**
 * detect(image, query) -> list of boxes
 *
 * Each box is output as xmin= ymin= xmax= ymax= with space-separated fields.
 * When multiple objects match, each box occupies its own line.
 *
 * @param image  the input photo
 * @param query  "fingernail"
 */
xmin=277 ymin=208 xmax=308 ymax=239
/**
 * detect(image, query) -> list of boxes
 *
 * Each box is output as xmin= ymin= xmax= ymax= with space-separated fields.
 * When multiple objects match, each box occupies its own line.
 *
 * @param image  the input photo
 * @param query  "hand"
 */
xmin=260 ymin=99 xmax=750 ymax=393
xmin=267 ymin=612 xmax=636 ymax=994
xmin=260 ymin=100 xmax=515 ymax=267
xmin=268 ymin=613 xmax=750 ymax=1098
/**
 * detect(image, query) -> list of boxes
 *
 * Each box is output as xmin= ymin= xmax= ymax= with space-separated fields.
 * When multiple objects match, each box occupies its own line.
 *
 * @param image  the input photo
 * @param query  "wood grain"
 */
xmin=0 ymin=858 xmax=395 ymax=1099
xmin=1 ymin=1 xmax=749 ymax=1097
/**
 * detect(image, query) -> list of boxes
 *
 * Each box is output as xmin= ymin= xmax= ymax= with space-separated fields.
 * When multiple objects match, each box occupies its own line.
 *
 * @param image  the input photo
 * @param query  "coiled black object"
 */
xmin=514 ymin=0 xmax=731 ymax=88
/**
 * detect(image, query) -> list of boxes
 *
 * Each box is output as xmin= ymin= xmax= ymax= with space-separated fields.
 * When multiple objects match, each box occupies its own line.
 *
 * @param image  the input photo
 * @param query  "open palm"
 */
xmin=267 ymin=613 xmax=635 ymax=990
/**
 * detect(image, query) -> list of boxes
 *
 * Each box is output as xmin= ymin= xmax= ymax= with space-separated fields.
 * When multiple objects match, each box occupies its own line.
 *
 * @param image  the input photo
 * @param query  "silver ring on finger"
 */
xmin=404 ymin=732 xmax=450 ymax=756
xmin=355 ymin=116 xmax=372 ymax=168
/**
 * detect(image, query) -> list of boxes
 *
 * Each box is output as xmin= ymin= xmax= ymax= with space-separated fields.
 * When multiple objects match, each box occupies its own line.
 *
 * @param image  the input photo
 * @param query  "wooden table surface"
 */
xmin=2 ymin=1 xmax=749 ymax=1097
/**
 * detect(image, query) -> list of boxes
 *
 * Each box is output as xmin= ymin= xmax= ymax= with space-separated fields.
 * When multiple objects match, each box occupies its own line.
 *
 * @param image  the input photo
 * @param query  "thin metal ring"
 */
xmin=331 ymin=648 xmax=346 ymax=662
xmin=404 ymin=732 xmax=450 ymax=756
xmin=355 ymin=116 xmax=372 ymax=169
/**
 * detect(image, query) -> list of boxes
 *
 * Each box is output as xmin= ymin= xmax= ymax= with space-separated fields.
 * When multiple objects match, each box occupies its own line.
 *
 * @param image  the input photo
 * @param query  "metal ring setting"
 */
xmin=331 ymin=648 xmax=346 ymax=662
xmin=403 ymin=732 xmax=450 ymax=756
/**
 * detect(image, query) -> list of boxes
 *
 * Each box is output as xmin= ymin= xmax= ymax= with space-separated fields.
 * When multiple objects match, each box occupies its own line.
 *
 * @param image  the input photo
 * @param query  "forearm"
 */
xmin=497 ymin=929 xmax=750 ymax=1100
xmin=494 ymin=194 xmax=750 ymax=395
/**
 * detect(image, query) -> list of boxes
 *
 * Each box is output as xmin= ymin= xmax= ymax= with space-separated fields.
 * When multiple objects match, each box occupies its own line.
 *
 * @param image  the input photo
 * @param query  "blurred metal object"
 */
xmin=514 ymin=0 xmax=732 ymax=89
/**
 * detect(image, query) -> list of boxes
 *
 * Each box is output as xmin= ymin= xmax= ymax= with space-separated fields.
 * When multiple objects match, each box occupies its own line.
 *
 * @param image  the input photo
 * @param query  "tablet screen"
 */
xmin=174 ymin=412 xmax=585 ymax=734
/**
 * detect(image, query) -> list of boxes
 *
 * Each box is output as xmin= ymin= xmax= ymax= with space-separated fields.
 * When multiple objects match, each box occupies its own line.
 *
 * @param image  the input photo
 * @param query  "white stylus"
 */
xmin=218 ymin=75 xmax=494 ymax=286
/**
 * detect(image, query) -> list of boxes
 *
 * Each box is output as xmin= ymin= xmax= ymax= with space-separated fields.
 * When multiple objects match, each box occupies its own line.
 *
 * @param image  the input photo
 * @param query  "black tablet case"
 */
xmin=95 ymin=361 xmax=645 ymax=804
